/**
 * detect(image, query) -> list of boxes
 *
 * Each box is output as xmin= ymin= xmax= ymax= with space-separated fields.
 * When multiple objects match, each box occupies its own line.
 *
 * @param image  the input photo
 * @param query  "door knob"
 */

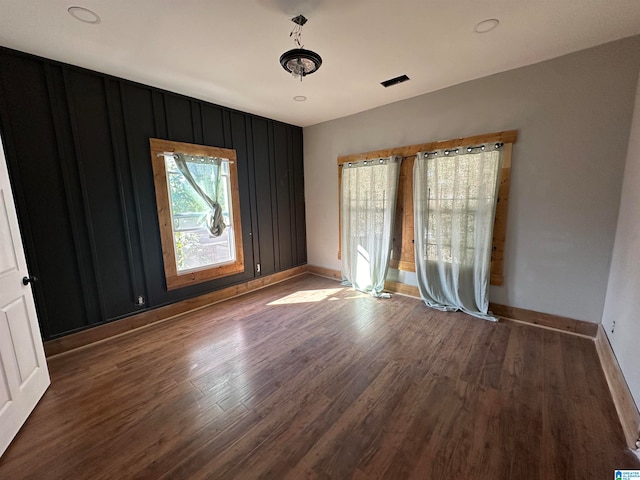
xmin=22 ymin=276 xmax=37 ymax=286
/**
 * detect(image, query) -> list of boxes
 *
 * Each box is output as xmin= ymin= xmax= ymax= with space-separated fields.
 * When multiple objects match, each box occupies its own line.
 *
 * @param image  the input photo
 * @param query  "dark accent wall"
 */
xmin=0 ymin=48 xmax=306 ymax=341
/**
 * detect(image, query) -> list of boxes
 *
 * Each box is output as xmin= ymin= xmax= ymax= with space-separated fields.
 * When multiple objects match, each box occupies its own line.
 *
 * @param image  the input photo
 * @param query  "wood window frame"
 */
xmin=149 ymin=138 xmax=244 ymax=290
xmin=337 ymin=130 xmax=517 ymax=286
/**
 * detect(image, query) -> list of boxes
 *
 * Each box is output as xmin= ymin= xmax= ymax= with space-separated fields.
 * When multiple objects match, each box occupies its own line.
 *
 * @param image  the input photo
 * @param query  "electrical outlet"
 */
xmin=611 ymin=321 xmax=615 ymax=334
xmin=136 ymin=295 xmax=145 ymax=306
xmin=256 ymin=263 xmax=261 ymax=273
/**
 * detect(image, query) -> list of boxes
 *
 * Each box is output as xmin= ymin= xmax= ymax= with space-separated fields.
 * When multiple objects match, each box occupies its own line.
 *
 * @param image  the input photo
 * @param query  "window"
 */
xmin=340 ymin=157 xmax=401 ymax=296
xmin=412 ymin=146 xmax=504 ymax=319
xmin=420 ymin=149 xmax=502 ymax=265
xmin=150 ymin=138 xmax=244 ymax=290
xmin=337 ymin=130 xmax=516 ymax=286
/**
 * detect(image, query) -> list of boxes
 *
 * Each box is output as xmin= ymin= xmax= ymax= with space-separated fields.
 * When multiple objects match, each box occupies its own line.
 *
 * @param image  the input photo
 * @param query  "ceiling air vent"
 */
xmin=381 ymin=74 xmax=410 ymax=88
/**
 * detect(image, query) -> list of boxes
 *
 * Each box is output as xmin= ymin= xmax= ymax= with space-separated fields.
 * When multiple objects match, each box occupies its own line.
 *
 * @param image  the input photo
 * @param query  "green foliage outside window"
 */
xmin=168 ymin=171 xmax=205 ymax=214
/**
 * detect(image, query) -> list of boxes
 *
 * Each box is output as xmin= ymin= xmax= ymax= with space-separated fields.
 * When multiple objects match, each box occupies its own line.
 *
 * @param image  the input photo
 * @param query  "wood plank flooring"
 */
xmin=1 ymin=274 xmax=638 ymax=479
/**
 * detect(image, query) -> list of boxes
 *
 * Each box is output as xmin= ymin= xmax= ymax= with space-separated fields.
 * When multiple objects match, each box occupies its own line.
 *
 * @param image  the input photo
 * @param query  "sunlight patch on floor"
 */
xmin=268 ymin=288 xmax=345 ymax=305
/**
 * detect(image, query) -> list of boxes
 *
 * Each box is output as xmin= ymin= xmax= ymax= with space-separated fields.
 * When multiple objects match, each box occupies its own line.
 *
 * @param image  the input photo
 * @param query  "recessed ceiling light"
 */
xmin=293 ymin=95 xmax=307 ymax=102
xmin=474 ymin=18 xmax=499 ymax=34
xmin=68 ymin=6 xmax=101 ymax=24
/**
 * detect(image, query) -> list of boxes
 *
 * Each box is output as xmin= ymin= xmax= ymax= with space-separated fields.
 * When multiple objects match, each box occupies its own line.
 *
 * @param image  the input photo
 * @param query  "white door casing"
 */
xmin=0 ymin=135 xmax=50 ymax=457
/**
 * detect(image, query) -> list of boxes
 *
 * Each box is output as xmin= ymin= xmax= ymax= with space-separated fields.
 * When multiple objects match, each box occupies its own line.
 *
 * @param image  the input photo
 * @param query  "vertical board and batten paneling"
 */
xmin=201 ymin=104 xmax=227 ymax=153
xmin=0 ymin=55 xmax=91 ymax=338
xmin=103 ymin=78 xmax=148 ymax=313
xmin=45 ymin=64 xmax=104 ymax=334
xmin=274 ymin=123 xmax=293 ymax=271
xmin=229 ymin=111 xmax=257 ymax=278
xmin=243 ymin=117 xmax=260 ymax=278
xmin=164 ymin=93 xmax=195 ymax=144
xmin=64 ymin=69 xmax=138 ymax=320
xmin=120 ymin=84 xmax=159 ymax=308
xmin=251 ymin=118 xmax=277 ymax=276
xmin=0 ymin=47 xmax=306 ymax=340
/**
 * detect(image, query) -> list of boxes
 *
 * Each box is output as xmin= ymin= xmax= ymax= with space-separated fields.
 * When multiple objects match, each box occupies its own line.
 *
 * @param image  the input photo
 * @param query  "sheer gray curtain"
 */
xmin=341 ymin=156 xmax=401 ymax=297
xmin=413 ymin=146 xmax=502 ymax=320
xmin=174 ymin=153 xmax=225 ymax=237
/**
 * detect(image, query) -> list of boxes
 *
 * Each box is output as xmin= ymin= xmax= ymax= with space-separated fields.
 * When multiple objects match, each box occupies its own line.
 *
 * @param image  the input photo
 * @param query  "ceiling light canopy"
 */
xmin=279 ymin=15 xmax=322 ymax=81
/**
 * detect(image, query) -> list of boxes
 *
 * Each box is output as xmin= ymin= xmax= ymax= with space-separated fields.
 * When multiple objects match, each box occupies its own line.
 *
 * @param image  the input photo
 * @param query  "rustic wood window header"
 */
xmin=337 ymin=130 xmax=517 ymax=286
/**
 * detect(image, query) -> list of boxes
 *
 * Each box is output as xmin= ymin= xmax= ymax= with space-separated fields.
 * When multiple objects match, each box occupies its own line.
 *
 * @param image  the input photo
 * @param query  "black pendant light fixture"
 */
xmin=279 ymin=15 xmax=322 ymax=81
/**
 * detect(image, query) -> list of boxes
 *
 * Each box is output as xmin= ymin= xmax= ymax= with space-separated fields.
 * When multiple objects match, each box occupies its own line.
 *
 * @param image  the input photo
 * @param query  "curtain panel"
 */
xmin=341 ymin=156 xmax=401 ymax=297
xmin=414 ymin=147 xmax=502 ymax=320
xmin=174 ymin=153 xmax=226 ymax=237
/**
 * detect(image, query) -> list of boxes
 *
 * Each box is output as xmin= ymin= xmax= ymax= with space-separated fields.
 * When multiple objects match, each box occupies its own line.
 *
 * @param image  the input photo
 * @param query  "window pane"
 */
xmin=219 ymin=174 xmax=231 ymax=226
xmin=165 ymin=155 xmax=236 ymax=272
xmin=174 ymin=227 xmax=235 ymax=272
xmin=423 ymin=151 xmax=500 ymax=266
xmin=167 ymin=170 xmax=207 ymax=217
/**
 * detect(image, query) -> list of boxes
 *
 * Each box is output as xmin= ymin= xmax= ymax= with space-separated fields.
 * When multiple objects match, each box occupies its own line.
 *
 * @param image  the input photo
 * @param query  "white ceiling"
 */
xmin=1 ymin=0 xmax=640 ymax=127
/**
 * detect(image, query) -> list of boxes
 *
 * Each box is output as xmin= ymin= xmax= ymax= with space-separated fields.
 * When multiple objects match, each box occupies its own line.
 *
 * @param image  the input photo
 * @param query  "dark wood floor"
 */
xmin=1 ymin=274 xmax=638 ymax=479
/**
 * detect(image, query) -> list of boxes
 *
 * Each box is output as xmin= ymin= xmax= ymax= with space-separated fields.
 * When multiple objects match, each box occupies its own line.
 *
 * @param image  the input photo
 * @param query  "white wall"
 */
xmin=601 ymin=70 xmax=640 ymax=409
xmin=304 ymin=36 xmax=640 ymax=323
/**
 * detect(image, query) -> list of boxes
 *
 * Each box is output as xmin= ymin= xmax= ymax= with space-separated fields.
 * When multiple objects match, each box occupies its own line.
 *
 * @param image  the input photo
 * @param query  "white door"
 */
xmin=0 ymin=136 xmax=50 ymax=457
